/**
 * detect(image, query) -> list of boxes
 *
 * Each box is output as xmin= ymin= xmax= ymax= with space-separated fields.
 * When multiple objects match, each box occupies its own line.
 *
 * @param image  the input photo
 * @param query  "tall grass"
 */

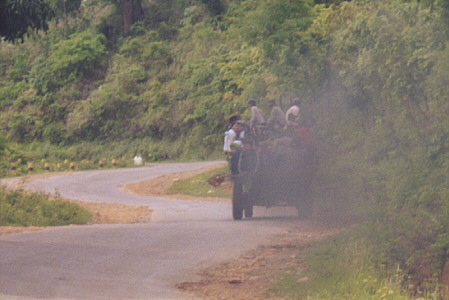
xmin=0 ymin=187 xmax=91 ymax=226
xmin=269 ymin=228 xmax=416 ymax=300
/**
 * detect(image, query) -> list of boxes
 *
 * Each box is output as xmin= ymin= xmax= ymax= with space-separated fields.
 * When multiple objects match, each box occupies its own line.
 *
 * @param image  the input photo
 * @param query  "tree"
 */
xmin=0 ymin=0 xmax=53 ymax=42
xmin=121 ymin=0 xmax=143 ymax=35
xmin=201 ymin=0 xmax=225 ymax=15
xmin=48 ymin=0 xmax=82 ymax=36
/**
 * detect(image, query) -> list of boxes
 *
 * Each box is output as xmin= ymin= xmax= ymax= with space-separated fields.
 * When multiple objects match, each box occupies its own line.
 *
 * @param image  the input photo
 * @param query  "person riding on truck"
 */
xmin=285 ymin=98 xmax=301 ymax=128
xmin=247 ymin=98 xmax=266 ymax=145
xmin=223 ymin=120 xmax=243 ymax=154
xmin=266 ymin=99 xmax=286 ymax=137
xmin=224 ymin=117 xmax=245 ymax=175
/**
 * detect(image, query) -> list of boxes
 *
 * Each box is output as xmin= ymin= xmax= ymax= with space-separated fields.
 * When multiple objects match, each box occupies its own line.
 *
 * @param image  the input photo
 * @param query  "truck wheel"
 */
xmin=241 ymin=192 xmax=253 ymax=218
xmin=244 ymin=204 xmax=253 ymax=218
xmin=232 ymin=182 xmax=244 ymax=220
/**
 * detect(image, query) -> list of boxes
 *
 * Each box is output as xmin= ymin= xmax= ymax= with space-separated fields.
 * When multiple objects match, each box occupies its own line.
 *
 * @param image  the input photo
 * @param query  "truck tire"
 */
xmin=240 ymin=191 xmax=253 ymax=218
xmin=244 ymin=203 xmax=253 ymax=218
xmin=232 ymin=182 xmax=244 ymax=220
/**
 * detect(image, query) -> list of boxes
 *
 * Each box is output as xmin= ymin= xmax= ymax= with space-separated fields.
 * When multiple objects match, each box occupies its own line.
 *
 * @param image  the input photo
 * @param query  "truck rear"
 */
xmin=231 ymin=134 xmax=315 ymax=220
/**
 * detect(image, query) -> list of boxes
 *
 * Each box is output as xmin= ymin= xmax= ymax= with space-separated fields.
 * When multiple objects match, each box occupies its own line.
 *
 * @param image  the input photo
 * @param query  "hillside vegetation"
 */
xmin=2 ymin=0 xmax=449 ymax=297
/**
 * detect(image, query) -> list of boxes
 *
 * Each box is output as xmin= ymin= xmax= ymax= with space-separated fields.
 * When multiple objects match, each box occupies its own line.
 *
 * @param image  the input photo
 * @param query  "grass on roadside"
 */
xmin=269 ymin=229 xmax=413 ymax=300
xmin=168 ymin=166 xmax=232 ymax=198
xmin=0 ymin=187 xmax=91 ymax=226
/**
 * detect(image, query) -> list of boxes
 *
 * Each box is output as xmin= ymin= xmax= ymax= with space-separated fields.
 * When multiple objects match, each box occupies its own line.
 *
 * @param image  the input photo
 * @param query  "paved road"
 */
xmin=0 ymin=162 xmax=301 ymax=299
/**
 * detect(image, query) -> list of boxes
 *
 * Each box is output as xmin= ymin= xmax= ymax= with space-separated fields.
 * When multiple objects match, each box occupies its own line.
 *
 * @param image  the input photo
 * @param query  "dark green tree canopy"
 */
xmin=0 ymin=0 xmax=53 ymax=41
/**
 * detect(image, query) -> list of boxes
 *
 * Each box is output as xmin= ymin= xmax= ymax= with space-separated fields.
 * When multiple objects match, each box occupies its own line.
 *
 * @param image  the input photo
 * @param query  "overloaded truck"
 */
xmin=229 ymin=126 xmax=316 ymax=220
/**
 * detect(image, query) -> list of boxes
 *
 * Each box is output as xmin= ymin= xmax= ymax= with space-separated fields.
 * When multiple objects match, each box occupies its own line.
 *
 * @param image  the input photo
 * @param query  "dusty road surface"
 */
xmin=0 ymin=162 xmax=336 ymax=299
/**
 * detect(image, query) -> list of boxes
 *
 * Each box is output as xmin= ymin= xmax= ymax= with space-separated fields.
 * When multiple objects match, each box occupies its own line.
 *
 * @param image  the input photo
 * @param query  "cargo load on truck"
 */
xmin=230 ymin=124 xmax=316 ymax=220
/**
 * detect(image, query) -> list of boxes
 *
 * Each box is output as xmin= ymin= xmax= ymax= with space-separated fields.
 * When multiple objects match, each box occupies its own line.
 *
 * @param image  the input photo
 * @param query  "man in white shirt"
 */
xmin=285 ymin=98 xmax=301 ymax=127
xmin=224 ymin=120 xmax=245 ymax=174
xmin=223 ymin=121 xmax=243 ymax=153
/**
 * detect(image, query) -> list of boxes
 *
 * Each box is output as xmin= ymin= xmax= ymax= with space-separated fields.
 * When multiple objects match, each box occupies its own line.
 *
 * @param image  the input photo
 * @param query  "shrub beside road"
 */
xmin=0 ymin=187 xmax=91 ymax=227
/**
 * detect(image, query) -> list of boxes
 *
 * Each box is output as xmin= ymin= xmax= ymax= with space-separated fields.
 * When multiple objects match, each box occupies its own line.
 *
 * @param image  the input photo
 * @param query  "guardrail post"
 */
xmin=28 ymin=163 xmax=34 ymax=174
xmin=11 ymin=163 xmax=16 ymax=175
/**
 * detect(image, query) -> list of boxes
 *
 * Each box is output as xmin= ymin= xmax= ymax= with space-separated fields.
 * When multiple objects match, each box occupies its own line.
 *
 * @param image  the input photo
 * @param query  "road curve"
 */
xmin=0 ymin=162 xmax=301 ymax=299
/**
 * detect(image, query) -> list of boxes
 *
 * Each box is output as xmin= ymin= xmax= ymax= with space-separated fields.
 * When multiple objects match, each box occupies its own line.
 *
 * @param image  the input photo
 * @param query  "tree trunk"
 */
xmin=122 ymin=0 xmax=132 ymax=36
xmin=132 ymin=0 xmax=144 ymax=24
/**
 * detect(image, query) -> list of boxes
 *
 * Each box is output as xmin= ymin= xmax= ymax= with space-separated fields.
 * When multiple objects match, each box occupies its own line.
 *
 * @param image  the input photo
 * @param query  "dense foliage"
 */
xmin=2 ymin=0 xmax=449 ymax=296
xmin=0 ymin=0 xmax=53 ymax=41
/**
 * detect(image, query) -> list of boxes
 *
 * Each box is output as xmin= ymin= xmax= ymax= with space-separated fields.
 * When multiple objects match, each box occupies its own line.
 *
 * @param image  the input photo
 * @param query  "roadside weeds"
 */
xmin=177 ymin=223 xmax=343 ymax=300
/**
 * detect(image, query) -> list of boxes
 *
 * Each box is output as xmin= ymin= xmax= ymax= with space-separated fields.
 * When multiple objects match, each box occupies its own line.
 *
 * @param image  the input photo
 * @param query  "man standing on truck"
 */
xmin=247 ymin=98 xmax=266 ymax=145
xmin=224 ymin=118 xmax=245 ymax=175
xmin=224 ymin=118 xmax=244 ymax=154
xmin=266 ymin=99 xmax=286 ymax=137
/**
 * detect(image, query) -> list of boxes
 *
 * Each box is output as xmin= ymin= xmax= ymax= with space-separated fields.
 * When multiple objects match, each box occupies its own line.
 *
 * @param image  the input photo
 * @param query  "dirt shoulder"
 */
xmin=122 ymin=162 xmax=230 ymax=202
xmin=177 ymin=224 xmax=341 ymax=300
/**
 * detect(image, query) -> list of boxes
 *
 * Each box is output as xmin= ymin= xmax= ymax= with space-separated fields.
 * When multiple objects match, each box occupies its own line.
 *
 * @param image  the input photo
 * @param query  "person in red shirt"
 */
xmin=295 ymin=126 xmax=314 ymax=149
xmin=292 ymin=120 xmax=317 ymax=167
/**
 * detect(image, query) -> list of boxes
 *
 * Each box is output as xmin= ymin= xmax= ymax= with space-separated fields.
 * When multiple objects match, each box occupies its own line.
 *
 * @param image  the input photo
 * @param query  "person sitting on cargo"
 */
xmin=284 ymin=98 xmax=302 ymax=137
xmin=285 ymin=98 xmax=301 ymax=128
xmin=292 ymin=120 xmax=317 ymax=170
xmin=266 ymin=99 xmax=286 ymax=137
xmin=247 ymin=98 xmax=266 ymax=145
xmin=293 ymin=123 xmax=314 ymax=149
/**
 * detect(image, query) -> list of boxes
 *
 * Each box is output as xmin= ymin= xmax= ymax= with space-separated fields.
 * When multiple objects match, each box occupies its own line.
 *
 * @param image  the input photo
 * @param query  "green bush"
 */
xmin=47 ymin=30 xmax=107 ymax=82
xmin=8 ymin=54 xmax=31 ymax=82
xmin=42 ymin=122 xmax=67 ymax=144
